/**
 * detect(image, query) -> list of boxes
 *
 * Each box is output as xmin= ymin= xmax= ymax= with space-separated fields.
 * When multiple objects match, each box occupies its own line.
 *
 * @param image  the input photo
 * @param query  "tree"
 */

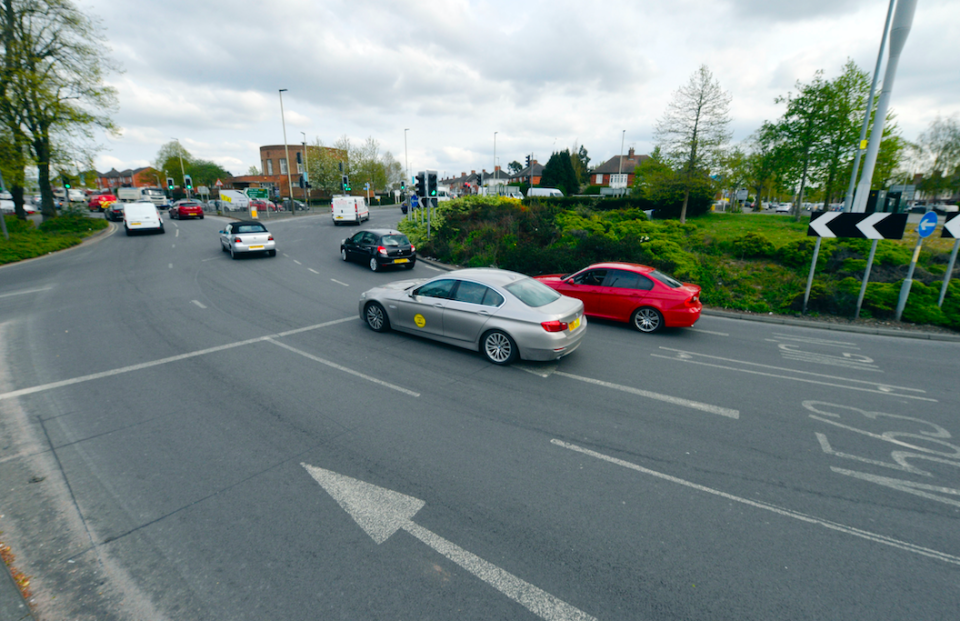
xmin=539 ymin=149 xmax=579 ymax=196
xmin=716 ymin=146 xmax=750 ymax=211
xmin=153 ymin=141 xmax=230 ymax=189
xmin=655 ymin=64 xmax=731 ymax=222
xmin=1 ymin=0 xmax=118 ymax=221
xmin=914 ymin=116 xmax=960 ymax=200
xmin=745 ymin=122 xmax=788 ymax=209
xmin=246 ymin=165 xmax=260 ymax=176
xmin=507 ymin=160 xmax=523 ymax=176
xmin=570 ymin=143 xmax=591 ymax=185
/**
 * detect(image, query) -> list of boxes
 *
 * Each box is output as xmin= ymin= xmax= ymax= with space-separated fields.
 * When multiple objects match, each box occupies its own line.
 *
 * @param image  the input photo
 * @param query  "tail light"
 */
xmin=541 ymin=320 xmax=569 ymax=332
xmin=377 ymin=246 xmax=387 ymax=255
xmin=410 ymin=244 xmax=416 ymax=252
xmin=686 ymin=294 xmax=700 ymax=305
xmin=268 ymin=235 xmax=274 ymax=241
xmin=234 ymin=237 xmax=242 ymax=243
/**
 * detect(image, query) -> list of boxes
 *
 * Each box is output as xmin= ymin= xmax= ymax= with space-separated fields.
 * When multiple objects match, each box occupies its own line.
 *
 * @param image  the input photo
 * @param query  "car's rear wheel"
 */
xmin=403 ymin=262 xmax=415 ymax=270
xmin=364 ymin=302 xmax=390 ymax=332
xmin=267 ymin=249 xmax=276 ymax=257
xmin=124 ymin=226 xmax=131 ymax=236
xmin=481 ymin=330 xmax=517 ymax=365
xmin=230 ymin=246 xmax=238 ymax=260
xmin=369 ymin=257 xmax=379 ymax=272
xmin=631 ymin=307 xmax=663 ymax=333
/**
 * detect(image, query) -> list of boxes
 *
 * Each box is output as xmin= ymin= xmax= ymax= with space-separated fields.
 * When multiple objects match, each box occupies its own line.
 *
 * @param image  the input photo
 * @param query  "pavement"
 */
xmin=0 ymin=558 xmax=34 ymax=621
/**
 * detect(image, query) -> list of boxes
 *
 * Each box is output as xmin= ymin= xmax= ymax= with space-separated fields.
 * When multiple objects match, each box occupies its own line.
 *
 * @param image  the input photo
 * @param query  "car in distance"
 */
xmin=170 ymin=199 xmax=204 ymax=219
xmin=774 ymin=203 xmax=793 ymax=213
xmin=122 ymin=201 xmax=165 ymax=235
xmin=359 ymin=268 xmax=586 ymax=365
xmin=281 ymin=199 xmax=307 ymax=211
xmin=219 ymin=220 xmax=276 ymax=259
xmin=104 ymin=202 xmax=125 ymax=221
xmin=535 ymin=262 xmax=701 ymax=333
xmin=87 ymin=192 xmax=117 ymax=212
xmin=341 ymin=229 xmax=416 ymax=271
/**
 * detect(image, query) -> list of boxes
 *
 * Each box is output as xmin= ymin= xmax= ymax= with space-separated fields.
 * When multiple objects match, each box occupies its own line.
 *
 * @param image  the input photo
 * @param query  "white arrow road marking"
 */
xmin=855 ymin=213 xmax=888 ymax=239
xmin=944 ymin=216 xmax=960 ymax=238
xmin=552 ymin=371 xmax=739 ymax=419
xmin=301 ymin=464 xmax=597 ymax=621
xmin=809 ymin=212 xmax=841 ymax=237
xmin=551 ymin=440 xmax=960 ymax=566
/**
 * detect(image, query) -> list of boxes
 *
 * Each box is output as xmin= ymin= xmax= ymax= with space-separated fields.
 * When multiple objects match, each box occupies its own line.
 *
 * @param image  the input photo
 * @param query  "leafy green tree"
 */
xmin=507 ymin=160 xmax=523 ymax=176
xmin=539 ymin=149 xmax=579 ymax=196
xmin=569 ymin=143 xmax=590 ymax=185
xmin=914 ymin=115 xmax=960 ymax=200
xmin=655 ymin=64 xmax=731 ymax=223
xmin=246 ymin=165 xmax=260 ymax=176
xmin=745 ymin=122 xmax=788 ymax=209
xmin=1 ymin=0 xmax=118 ymax=220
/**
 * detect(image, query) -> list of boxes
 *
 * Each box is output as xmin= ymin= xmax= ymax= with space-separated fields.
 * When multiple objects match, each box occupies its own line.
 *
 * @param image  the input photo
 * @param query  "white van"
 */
xmin=331 ymin=195 xmax=369 ymax=225
xmin=122 ymin=201 xmax=164 ymax=235
xmin=219 ymin=190 xmax=250 ymax=212
xmin=526 ymin=187 xmax=564 ymax=198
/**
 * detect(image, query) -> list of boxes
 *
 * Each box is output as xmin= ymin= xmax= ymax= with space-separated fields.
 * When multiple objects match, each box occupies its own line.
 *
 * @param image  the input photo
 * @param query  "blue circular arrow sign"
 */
xmin=918 ymin=211 xmax=938 ymax=238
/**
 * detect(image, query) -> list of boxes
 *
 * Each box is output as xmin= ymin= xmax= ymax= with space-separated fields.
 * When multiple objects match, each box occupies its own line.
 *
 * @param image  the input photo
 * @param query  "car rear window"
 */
xmin=380 ymin=234 xmax=410 ymax=247
xmin=504 ymin=277 xmax=561 ymax=307
xmin=236 ymin=224 xmax=267 ymax=233
xmin=650 ymin=270 xmax=682 ymax=288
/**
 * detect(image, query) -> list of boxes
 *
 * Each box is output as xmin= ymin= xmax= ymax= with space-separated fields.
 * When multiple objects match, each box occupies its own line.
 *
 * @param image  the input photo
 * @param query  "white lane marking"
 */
xmin=283 ymin=253 xmax=290 ymax=257
xmin=421 ymin=264 xmax=442 ymax=272
xmin=191 ymin=300 xmax=207 ymax=309
xmin=654 ymin=347 xmax=933 ymax=402
xmin=688 ymin=328 xmax=728 ymax=336
xmin=769 ymin=334 xmax=859 ymax=348
xmin=268 ymin=339 xmax=419 ymax=397
xmin=552 ymin=440 xmax=960 ymax=567
xmin=168 ymin=263 xmax=173 ymax=269
xmin=331 ymin=279 xmax=349 ymax=287
xmin=176 ymin=229 xmax=180 ymax=237
xmin=202 ymin=257 xmax=217 ymax=262
xmin=552 ymin=371 xmax=739 ymax=419
xmin=308 ymin=268 xmax=320 ymax=274
xmin=0 ymin=286 xmax=54 ymax=299
xmin=302 ymin=464 xmax=596 ymax=621
xmin=171 ymin=244 xmax=175 ymax=248
xmin=293 ymin=260 xmax=302 ymax=265
xmin=0 ymin=317 xmax=358 ymax=402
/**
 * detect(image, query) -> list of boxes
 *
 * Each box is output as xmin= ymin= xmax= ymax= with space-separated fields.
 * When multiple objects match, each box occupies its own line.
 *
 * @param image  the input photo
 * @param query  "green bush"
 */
xmin=731 ymin=232 xmax=775 ymax=259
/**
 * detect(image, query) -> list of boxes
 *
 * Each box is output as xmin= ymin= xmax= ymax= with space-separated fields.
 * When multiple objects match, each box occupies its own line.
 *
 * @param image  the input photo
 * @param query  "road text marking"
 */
xmin=551 ymin=440 xmax=960 ymax=566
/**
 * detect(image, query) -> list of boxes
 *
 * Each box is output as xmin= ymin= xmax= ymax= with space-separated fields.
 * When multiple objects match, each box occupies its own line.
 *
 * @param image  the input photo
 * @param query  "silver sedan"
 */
xmin=358 ymin=268 xmax=587 ymax=365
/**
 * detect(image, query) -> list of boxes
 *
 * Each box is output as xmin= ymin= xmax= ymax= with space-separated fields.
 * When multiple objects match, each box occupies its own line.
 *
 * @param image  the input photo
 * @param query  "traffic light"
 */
xmin=427 ymin=172 xmax=438 ymax=197
xmin=342 ymin=175 xmax=350 ymax=192
xmin=184 ymin=175 xmax=193 ymax=190
xmin=298 ymin=175 xmax=305 ymax=189
xmin=62 ymin=174 xmax=71 ymax=189
xmin=414 ymin=172 xmax=425 ymax=198
xmin=166 ymin=177 xmax=174 ymax=190
xmin=400 ymin=180 xmax=405 ymax=191
xmin=525 ymin=155 xmax=531 ymax=168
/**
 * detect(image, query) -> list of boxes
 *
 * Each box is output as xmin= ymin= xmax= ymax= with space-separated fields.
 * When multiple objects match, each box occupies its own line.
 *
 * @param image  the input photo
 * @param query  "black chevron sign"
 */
xmin=807 ymin=212 xmax=908 ymax=239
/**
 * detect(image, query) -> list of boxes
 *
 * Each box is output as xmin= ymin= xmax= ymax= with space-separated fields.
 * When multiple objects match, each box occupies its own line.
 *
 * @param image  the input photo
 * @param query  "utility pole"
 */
xmin=278 ymin=89 xmax=295 ymax=216
xmin=301 ymin=131 xmax=309 ymax=207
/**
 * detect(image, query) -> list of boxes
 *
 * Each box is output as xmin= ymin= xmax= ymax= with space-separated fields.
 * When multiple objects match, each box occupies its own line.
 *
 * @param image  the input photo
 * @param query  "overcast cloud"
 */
xmin=81 ymin=0 xmax=960 ymax=179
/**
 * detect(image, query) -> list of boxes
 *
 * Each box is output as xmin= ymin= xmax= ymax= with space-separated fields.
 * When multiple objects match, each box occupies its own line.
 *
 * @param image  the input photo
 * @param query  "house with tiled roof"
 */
xmin=591 ymin=148 xmax=649 ymax=190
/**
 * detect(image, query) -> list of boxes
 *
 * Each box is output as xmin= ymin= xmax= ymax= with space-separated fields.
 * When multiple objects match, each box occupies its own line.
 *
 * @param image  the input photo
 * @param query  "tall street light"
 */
xmin=172 ymin=137 xmax=188 ymax=199
xmin=301 ymin=131 xmax=310 ymax=206
xmin=278 ymin=89 xmax=295 ymax=216
xmin=493 ymin=131 xmax=498 ymax=193
xmin=404 ymin=128 xmax=410 ymax=196
xmin=617 ymin=130 xmax=626 ymax=197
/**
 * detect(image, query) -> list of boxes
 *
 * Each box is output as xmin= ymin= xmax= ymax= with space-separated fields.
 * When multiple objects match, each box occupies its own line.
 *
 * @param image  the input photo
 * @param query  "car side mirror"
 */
xmin=219 ymin=230 xmax=225 ymax=234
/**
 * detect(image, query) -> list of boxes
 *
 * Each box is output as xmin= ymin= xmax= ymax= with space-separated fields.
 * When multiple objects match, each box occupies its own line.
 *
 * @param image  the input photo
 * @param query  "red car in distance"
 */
xmin=87 ymin=192 xmax=117 ymax=212
xmin=535 ymin=262 xmax=702 ymax=333
xmin=170 ymin=199 xmax=204 ymax=219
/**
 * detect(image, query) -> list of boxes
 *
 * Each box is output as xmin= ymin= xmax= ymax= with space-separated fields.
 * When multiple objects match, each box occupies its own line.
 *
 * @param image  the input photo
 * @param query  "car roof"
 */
xmin=581 ymin=262 xmax=655 ymax=274
xmin=358 ymin=229 xmax=403 ymax=236
xmin=230 ymin=220 xmax=268 ymax=228
xmin=441 ymin=268 xmax=529 ymax=287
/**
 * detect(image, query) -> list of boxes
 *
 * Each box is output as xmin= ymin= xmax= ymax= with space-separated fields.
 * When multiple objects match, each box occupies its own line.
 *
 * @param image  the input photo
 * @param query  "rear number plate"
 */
xmin=393 ymin=258 xmax=409 ymax=264
xmin=569 ymin=316 xmax=581 ymax=331
xmin=249 ymin=245 xmax=264 ymax=249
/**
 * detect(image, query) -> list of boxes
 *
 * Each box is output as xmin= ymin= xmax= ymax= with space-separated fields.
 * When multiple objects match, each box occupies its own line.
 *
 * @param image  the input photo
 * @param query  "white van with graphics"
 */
xmin=122 ymin=201 xmax=164 ymax=235
xmin=331 ymin=195 xmax=369 ymax=225
xmin=526 ymin=187 xmax=564 ymax=198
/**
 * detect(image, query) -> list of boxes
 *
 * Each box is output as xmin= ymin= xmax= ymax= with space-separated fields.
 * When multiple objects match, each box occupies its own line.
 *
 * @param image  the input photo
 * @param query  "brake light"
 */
xmin=234 ymin=237 xmax=242 ymax=243
xmin=686 ymin=294 xmax=699 ymax=305
xmin=377 ymin=246 xmax=387 ymax=255
xmin=268 ymin=235 xmax=274 ymax=241
xmin=410 ymin=244 xmax=416 ymax=252
xmin=541 ymin=320 xmax=569 ymax=332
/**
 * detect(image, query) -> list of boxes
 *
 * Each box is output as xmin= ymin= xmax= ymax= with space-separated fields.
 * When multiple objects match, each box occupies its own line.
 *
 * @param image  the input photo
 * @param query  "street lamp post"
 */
xmin=301 ymin=131 xmax=309 ymax=207
xmin=172 ymin=137 xmax=188 ymax=199
xmin=278 ymin=89 xmax=295 ymax=216
xmin=493 ymin=131 xmax=498 ymax=195
xmin=618 ymin=130 xmax=625 ymax=197
xmin=404 ymin=128 xmax=410 ymax=198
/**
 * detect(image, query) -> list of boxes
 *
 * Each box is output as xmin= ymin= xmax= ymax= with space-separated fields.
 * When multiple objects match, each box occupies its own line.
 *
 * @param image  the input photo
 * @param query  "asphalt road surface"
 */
xmin=1 ymin=208 xmax=958 ymax=620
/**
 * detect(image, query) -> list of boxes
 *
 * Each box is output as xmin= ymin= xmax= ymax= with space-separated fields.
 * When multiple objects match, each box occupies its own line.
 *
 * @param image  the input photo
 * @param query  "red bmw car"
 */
xmin=535 ymin=262 xmax=702 ymax=333
xmin=87 ymin=192 xmax=117 ymax=212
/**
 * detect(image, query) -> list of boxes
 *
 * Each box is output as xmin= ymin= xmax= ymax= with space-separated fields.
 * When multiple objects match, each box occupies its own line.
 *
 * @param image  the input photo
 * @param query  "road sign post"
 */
xmin=804 ymin=211 xmax=909 ymax=316
xmin=938 ymin=213 xmax=960 ymax=307
xmin=896 ymin=211 xmax=938 ymax=321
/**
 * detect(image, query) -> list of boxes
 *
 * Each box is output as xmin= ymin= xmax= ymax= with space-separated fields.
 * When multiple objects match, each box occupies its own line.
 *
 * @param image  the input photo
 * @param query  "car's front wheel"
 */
xmin=631 ymin=307 xmax=663 ymax=333
xmin=341 ymin=248 xmax=348 ymax=261
xmin=364 ymin=302 xmax=390 ymax=332
xmin=481 ymin=330 xmax=517 ymax=365
xmin=369 ymin=257 xmax=379 ymax=272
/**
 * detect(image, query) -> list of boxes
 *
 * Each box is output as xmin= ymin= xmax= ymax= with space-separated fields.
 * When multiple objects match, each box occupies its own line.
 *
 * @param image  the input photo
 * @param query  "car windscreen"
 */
xmin=380 ymin=234 xmax=410 ymax=246
xmin=650 ymin=270 xmax=683 ymax=288
xmin=236 ymin=224 xmax=267 ymax=233
xmin=504 ymin=277 xmax=562 ymax=307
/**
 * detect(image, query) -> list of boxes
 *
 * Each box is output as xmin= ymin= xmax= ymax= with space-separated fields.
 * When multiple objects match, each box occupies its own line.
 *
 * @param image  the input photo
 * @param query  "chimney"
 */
xmin=628 ymin=147 xmax=635 ymax=158
xmin=494 ymin=165 xmax=500 ymax=172
xmin=470 ymin=170 xmax=475 ymax=175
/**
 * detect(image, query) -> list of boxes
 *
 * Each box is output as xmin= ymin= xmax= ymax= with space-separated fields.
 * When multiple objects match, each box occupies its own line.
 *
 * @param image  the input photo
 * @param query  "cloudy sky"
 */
xmin=82 ymin=0 xmax=958 ymax=180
